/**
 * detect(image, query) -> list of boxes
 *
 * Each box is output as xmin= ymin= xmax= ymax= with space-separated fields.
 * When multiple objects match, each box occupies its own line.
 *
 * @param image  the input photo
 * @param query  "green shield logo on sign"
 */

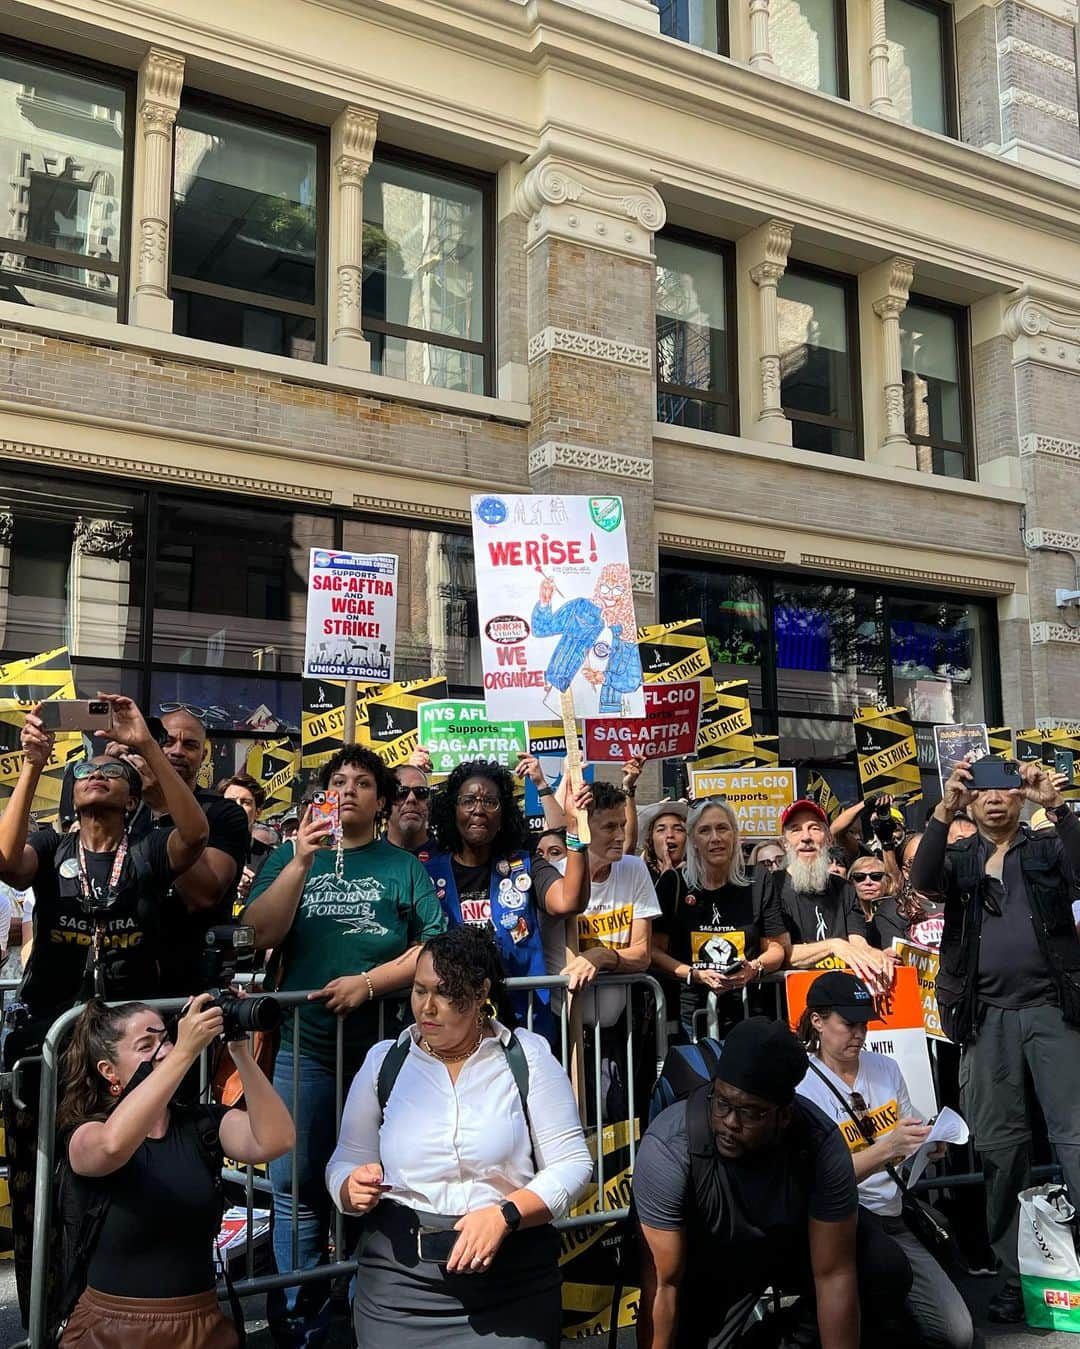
xmin=589 ymin=497 xmax=623 ymax=532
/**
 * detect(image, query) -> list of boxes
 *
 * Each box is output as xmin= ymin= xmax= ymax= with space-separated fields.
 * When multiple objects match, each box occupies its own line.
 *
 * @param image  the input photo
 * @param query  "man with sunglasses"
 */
xmin=910 ymin=757 xmax=1080 ymax=1324
xmin=0 ymin=696 xmax=208 ymax=1324
xmin=634 ymin=1016 xmax=863 ymax=1349
xmin=387 ymin=761 xmax=435 ymax=862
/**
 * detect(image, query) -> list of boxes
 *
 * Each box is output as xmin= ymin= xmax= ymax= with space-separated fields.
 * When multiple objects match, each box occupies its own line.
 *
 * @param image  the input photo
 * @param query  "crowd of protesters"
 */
xmin=0 ymin=697 xmax=1078 ymax=1348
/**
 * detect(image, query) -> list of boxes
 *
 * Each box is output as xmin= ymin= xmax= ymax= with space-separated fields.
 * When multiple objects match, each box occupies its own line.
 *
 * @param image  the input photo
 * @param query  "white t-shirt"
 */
xmin=796 ymin=1050 xmax=915 ymax=1216
xmin=576 ymin=855 xmax=660 ymax=1027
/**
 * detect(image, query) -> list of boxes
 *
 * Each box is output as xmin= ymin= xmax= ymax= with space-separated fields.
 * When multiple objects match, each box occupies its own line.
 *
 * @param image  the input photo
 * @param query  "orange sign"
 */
xmin=784 ymin=965 xmax=924 ymax=1032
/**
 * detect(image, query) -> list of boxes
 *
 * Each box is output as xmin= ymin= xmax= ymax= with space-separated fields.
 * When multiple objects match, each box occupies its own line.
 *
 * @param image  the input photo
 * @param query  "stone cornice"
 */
xmin=1006 ymin=286 xmax=1080 ymax=371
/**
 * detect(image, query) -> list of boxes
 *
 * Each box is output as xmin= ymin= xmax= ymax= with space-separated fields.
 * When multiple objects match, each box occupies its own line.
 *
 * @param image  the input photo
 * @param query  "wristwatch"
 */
xmin=500 ymin=1200 xmax=522 ymax=1232
xmin=536 ymin=785 xmax=554 ymax=799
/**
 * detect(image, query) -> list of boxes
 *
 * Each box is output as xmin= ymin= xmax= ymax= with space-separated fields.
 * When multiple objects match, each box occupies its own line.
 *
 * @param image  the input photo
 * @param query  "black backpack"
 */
xmin=48 ymin=1106 xmax=227 ymax=1347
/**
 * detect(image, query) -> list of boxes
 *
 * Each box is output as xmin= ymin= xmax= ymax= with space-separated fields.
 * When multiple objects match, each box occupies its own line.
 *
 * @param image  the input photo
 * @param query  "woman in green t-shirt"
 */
xmin=245 ymin=744 xmax=445 ymax=1343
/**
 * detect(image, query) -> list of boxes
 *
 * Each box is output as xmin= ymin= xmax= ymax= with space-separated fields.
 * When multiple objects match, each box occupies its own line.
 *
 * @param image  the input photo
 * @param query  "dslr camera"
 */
xmin=199 ymin=925 xmax=283 ymax=1041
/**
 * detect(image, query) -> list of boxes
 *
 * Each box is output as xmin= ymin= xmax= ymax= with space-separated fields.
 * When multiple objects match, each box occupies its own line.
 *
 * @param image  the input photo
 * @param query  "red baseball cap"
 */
xmin=781 ymin=799 xmax=830 ymax=830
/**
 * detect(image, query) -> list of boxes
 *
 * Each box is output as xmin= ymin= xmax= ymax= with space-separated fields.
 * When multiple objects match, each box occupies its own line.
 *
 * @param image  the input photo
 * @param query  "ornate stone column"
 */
xmin=745 ymin=219 xmax=793 ymax=444
xmin=869 ymin=0 xmax=897 ymax=116
xmin=129 ymin=48 xmax=184 ymax=331
xmin=871 ymin=258 xmax=915 ymax=463
xmin=329 ymin=106 xmax=378 ymax=371
xmin=67 ymin=519 xmax=134 ymax=660
xmin=749 ymin=0 xmax=779 ymax=72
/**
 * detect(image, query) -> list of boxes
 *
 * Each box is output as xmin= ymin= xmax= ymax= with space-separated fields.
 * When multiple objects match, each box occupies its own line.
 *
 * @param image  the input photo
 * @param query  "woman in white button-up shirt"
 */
xmin=326 ymin=925 xmax=592 ymax=1348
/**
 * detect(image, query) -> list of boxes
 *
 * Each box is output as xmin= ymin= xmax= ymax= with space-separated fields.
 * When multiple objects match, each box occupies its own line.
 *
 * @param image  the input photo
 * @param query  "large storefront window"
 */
xmin=0 ymin=49 xmax=129 ymax=319
xmin=773 ymin=581 xmax=884 ymax=714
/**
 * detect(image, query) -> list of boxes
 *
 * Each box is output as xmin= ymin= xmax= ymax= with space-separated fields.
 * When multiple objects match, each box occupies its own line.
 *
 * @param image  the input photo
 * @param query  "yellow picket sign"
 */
xmin=892 ymin=939 xmax=949 ymax=1041
xmin=637 ymin=620 xmax=715 ymax=699
xmin=853 ymin=706 xmax=922 ymax=802
xmin=364 ymin=678 xmax=449 ymax=769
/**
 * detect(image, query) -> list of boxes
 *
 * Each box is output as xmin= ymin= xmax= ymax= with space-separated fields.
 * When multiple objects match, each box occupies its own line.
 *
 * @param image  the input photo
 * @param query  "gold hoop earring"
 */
xmin=479 ymin=998 xmax=497 ymax=1025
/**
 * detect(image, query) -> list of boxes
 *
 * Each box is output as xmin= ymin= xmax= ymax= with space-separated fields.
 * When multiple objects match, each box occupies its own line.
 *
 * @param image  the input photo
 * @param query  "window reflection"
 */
xmin=659 ymin=566 xmax=765 ymax=700
xmin=774 ymin=582 xmax=885 ymax=714
xmin=770 ymin=0 xmax=842 ymax=94
xmin=655 ymin=234 xmax=733 ymax=434
xmin=890 ymin=596 xmax=987 ymax=723
xmin=900 ymin=299 xmax=970 ymax=479
xmin=887 ymin=0 xmax=950 ymax=134
xmin=654 ymin=0 xmax=724 ymax=51
xmin=777 ymin=268 xmax=859 ymax=458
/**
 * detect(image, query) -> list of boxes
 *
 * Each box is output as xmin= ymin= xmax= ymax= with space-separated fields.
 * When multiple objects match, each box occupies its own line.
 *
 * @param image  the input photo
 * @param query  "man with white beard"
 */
xmin=773 ymin=800 xmax=895 ymax=992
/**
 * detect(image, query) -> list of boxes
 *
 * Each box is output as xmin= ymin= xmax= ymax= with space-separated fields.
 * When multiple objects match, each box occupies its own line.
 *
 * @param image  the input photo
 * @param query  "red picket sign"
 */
xmin=584 ymin=679 xmax=702 ymax=763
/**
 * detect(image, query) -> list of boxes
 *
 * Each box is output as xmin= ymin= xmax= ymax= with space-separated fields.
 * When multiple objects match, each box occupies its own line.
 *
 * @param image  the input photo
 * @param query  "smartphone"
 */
xmin=417 ymin=1227 xmax=460 ymax=1265
xmin=1053 ymin=748 xmax=1075 ymax=781
xmin=37 ymin=699 xmax=113 ymax=733
xmin=310 ymin=790 xmax=342 ymax=842
xmin=969 ymin=756 xmax=1022 ymax=791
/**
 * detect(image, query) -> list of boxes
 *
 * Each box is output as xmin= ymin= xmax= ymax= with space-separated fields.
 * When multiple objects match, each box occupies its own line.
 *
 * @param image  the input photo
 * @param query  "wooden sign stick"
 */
xmin=559 ymin=685 xmax=590 ymax=1122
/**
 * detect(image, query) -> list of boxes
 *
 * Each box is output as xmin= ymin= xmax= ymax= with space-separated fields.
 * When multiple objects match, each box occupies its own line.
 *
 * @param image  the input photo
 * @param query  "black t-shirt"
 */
xmin=153 ymin=790 xmax=250 ymax=996
xmin=977 ymin=840 xmax=1056 ymax=1008
xmin=22 ymin=827 xmax=174 ymax=1021
xmin=450 ymin=856 xmax=558 ymax=928
xmin=85 ymin=1104 xmax=229 ymax=1297
xmin=775 ymin=872 xmax=868 ymax=953
xmin=866 ymin=895 xmax=911 ymax=951
xmin=655 ymin=869 xmax=786 ymax=1026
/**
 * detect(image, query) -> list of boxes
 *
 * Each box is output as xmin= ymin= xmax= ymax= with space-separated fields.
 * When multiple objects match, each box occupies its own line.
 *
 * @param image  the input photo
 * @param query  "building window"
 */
xmin=0 ymin=49 xmax=129 ymax=320
xmin=777 ymin=265 xmax=861 ymax=458
xmin=654 ymin=0 xmax=727 ymax=54
xmin=171 ymin=101 xmax=324 ymax=361
xmin=886 ymin=0 xmax=956 ymax=135
xmin=363 ymin=153 xmax=492 ymax=396
xmin=769 ymin=0 xmax=847 ymax=97
xmin=655 ymin=232 xmax=737 ymax=435
xmin=900 ymin=297 xmax=972 ymax=479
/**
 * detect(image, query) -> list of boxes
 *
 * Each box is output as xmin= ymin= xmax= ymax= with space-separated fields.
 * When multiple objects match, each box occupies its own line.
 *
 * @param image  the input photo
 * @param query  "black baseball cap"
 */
xmin=805 ymin=971 xmax=878 ymax=1023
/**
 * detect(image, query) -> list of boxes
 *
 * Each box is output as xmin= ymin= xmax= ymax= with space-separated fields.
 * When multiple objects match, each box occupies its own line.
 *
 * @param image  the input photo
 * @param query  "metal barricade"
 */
xmin=16 ymin=971 xmax=667 ymax=1348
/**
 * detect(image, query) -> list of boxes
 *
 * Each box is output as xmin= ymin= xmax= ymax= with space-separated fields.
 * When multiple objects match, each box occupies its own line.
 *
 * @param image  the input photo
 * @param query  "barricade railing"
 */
xmin=16 ymin=971 xmax=667 ymax=1348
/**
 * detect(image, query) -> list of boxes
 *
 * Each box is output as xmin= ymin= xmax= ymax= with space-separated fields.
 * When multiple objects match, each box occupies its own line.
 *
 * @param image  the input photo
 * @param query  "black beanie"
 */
xmin=715 ymin=1016 xmax=809 ymax=1106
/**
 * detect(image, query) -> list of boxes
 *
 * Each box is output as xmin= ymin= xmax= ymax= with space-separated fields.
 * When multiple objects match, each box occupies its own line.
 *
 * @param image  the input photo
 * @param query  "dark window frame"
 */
xmin=362 ymin=144 xmax=496 ymax=397
xmin=653 ymin=0 xmax=731 ymax=58
xmin=886 ymin=0 xmax=959 ymax=138
xmin=901 ymin=291 xmax=975 ymax=479
xmin=168 ymin=90 xmax=329 ymax=362
xmin=654 ymin=224 xmax=740 ymax=436
xmin=0 ymin=37 xmax=136 ymax=321
xmin=778 ymin=260 xmax=864 ymax=460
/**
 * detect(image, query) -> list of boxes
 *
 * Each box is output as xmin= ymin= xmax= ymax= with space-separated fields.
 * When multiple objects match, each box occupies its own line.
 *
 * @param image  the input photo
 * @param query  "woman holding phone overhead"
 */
xmin=327 ymin=925 xmax=592 ymax=1348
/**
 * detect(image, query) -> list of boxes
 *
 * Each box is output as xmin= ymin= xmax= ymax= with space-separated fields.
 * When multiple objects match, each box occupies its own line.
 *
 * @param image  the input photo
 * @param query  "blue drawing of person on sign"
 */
xmin=531 ymin=562 xmax=642 ymax=717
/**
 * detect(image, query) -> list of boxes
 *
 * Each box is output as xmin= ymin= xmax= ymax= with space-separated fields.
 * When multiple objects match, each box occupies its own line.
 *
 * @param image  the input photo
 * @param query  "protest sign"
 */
xmin=988 ymin=726 xmax=1014 ymax=758
xmin=0 ymin=646 xmax=85 ymax=817
xmin=806 ymin=770 xmax=841 ymax=823
xmin=418 ymin=700 xmax=527 ymax=775
xmin=853 ymin=705 xmax=922 ymax=802
xmin=933 ymin=723 xmax=989 ymax=792
xmin=584 ymin=679 xmax=702 ymax=763
xmin=303 ymin=549 xmax=397 ymax=683
xmin=522 ymin=723 xmax=592 ymax=831
xmin=470 ymin=493 xmax=645 ymax=723
xmin=786 ymin=965 xmax=936 ymax=1119
xmin=364 ymin=677 xmax=448 ymax=769
xmin=301 ymin=679 xmax=392 ymax=770
xmin=246 ymin=738 xmax=299 ymax=817
xmin=637 ymin=620 xmax=714 ymax=695
xmin=693 ymin=678 xmax=757 ymax=770
xmin=688 ymin=766 xmax=796 ymax=839
xmin=1016 ymin=729 xmax=1043 ymax=763
xmin=892 ymin=939 xmax=949 ymax=1041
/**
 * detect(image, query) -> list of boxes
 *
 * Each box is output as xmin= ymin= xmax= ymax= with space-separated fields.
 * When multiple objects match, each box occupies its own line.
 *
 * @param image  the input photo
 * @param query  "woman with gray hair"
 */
xmin=651 ymin=798 xmax=788 ymax=1038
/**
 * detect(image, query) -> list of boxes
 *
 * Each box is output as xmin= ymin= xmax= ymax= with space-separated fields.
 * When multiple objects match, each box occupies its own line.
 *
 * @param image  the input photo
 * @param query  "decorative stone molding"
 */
xmin=998 ymin=37 xmax=1076 ymax=76
xmin=353 ymin=494 xmax=470 ymax=524
xmin=0 ymin=509 xmax=12 ymax=547
xmin=1000 ymin=88 xmax=1080 ymax=126
xmin=527 ymin=327 xmax=652 ymax=370
xmin=0 ymin=438 xmax=334 ymax=503
xmin=630 ymin=570 xmax=656 ymax=595
xmin=871 ymin=258 xmax=915 ymax=458
xmin=1005 ymin=288 xmax=1080 ymax=371
xmin=74 ymin=517 xmax=134 ymax=561
xmin=869 ymin=0 xmax=897 ymax=116
xmin=749 ymin=0 xmax=778 ymax=72
xmin=330 ymin=106 xmax=378 ymax=371
xmin=130 ymin=48 xmax=184 ymax=330
xmin=528 ymin=440 xmax=654 ymax=480
xmin=1019 ymin=434 xmax=1080 ymax=461
xmin=659 ymin=532 xmax=787 ymax=564
xmin=747 ymin=221 xmax=793 ymax=439
xmin=800 ymin=553 xmax=1015 ymax=593
xmin=1025 ymin=527 xmax=1080 ymax=551
xmin=514 ymin=151 xmax=666 ymax=261
xmin=1031 ymin=621 xmax=1080 ymax=645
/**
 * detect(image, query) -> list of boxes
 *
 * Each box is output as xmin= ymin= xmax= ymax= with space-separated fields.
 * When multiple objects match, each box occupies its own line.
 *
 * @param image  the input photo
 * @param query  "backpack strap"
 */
xmin=178 ymin=1107 xmax=247 ymax=1348
xmin=377 ymin=1038 xmax=412 ymax=1117
xmin=805 ymin=1059 xmax=907 ymax=1191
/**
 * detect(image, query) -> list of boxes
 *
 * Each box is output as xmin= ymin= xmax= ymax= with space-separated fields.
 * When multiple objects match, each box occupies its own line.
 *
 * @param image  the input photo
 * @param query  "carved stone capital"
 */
xmin=74 ymin=518 xmax=134 ymax=561
xmin=142 ymin=48 xmax=184 ymax=108
xmin=750 ymin=260 xmax=785 ymax=288
xmin=872 ymin=258 xmax=914 ymax=314
xmin=514 ymin=151 xmax=666 ymax=259
xmin=1004 ymin=286 xmax=1080 ymax=371
xmin=339 ymin=107 xmax=378 ymax=163
xmin=140 ymin=100 xmax=178 ymax=132
xmin=336 ymin=155 xmax=370 ymax=189
xmin=873 ymin=295 xmax=906 ymax=320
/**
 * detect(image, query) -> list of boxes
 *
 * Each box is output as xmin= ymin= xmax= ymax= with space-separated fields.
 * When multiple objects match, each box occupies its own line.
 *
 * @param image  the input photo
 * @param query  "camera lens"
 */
xmin=221 ymin=994 xmax=283 ymax=1038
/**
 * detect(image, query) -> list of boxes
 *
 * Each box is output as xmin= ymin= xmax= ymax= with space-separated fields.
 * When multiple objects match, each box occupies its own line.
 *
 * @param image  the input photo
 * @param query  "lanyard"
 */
xmin=77 ymin=835 xmax=129 ymax=912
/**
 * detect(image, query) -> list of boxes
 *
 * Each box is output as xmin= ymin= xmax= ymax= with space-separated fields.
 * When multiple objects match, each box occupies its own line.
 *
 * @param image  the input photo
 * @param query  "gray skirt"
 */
xmin=353 ymin=1201 xmax=562 ymax=1349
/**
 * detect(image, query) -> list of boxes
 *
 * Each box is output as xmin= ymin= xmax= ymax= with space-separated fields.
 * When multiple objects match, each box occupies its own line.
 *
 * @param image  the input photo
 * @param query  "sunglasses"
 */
xmin=394 ymin=784 xmax=431 ymax=803
xmin=852 ymin=870 xmax=886 ymax=883
xmin=760 ymin=857 xmax=783 ymax=869
xmin=158 ymin=702 xmax=207 ymax=718
xmin=72 ymin=761 xmax=130 ymax=782
xmin=849 ymin=1091 xmax=877 ymax=1143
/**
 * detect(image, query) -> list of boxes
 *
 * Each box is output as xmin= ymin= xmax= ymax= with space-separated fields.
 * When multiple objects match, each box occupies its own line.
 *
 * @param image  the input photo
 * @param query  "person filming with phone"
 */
xmin=0 ymin=694 xmax=209 ymax=1327
xmin=326 ymin=925 xmax=592 ymax=1349
xmin=910 ymin=754 xmax=1080 ymax=1324
xmin=54 ymin=991 xmax=294 ymax=1347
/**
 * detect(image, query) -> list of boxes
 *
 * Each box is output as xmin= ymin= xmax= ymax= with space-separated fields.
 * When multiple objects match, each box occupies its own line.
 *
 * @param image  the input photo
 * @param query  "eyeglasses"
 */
xmin=158 ymin=702 xmax=206 ymax=718
xmin=852 ymin=871 xmax=886 ymax=883
xmin=709 ymin=1088 xmax=775 ymax=1127
xmin=72 ymin=761 xmax=129 ymax=782
xmin=760 ymin=857 xmax=783 ymax=869
xmin=849 ymin=1090 xmax=877 ymax=1143
xmin=457 ymin=794 xmax=501 ymax=812
xmin=394 ymin=784 xmax=431 ymax=803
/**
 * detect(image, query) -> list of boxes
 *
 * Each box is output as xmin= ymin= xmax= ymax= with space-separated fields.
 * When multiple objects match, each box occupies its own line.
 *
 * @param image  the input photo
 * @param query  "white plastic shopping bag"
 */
xmin=1018 ymin=1184 xmax=1080 ymax=1330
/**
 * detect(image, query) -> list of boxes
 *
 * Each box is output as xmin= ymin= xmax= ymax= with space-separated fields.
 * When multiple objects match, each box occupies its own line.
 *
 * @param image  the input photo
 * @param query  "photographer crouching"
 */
xmin=54 ymin=991 xmax=294 ymax=1347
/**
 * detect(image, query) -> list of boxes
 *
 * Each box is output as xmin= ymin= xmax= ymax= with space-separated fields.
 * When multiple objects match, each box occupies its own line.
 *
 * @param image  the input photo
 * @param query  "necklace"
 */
xmin=421 ymin=1031 xmax=484 ymax=1063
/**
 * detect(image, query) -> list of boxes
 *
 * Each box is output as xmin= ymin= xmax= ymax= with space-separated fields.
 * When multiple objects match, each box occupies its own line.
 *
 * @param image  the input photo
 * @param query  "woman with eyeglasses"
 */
xmin=652 ymin=799 xmax=787 ymax=1039
xmin=0 ymin=696 xmax=209 ymax=1326
xmin=796 ymin=971 xmax=973 ymax=1349
xmin=424 ymin=760 xmax=592 ymax=1031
